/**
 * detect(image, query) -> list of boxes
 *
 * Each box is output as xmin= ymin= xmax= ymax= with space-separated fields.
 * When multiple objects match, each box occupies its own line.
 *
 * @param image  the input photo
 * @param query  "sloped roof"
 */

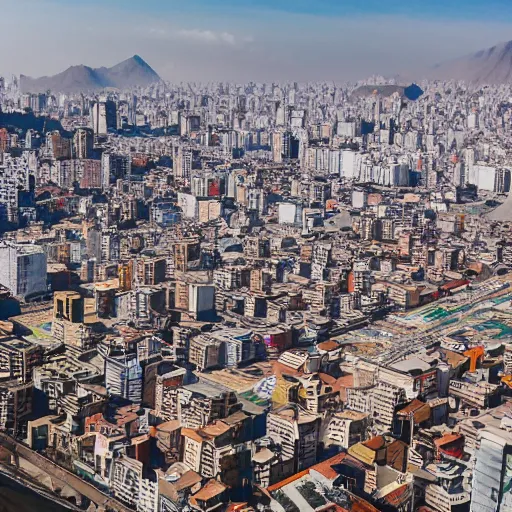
xmin=190 ymin=479 xmax=227 ymax=503
xmin=397 ymin=399 xmax=431 ymax=424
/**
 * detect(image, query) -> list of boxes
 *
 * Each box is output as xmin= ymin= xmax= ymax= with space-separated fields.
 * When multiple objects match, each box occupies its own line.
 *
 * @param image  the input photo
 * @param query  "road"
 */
xmin=0 ymin=468 xmax=74 ymax=512
xmin=0 ymin=433 xmax=133 ymax=512
xmin=373 ymin=277 xmax=512 ymax=366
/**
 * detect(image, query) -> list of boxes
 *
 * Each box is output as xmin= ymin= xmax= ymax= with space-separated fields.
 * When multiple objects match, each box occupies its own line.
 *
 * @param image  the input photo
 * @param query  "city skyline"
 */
xmin=4 ymin=1 xmax=512 ymax=511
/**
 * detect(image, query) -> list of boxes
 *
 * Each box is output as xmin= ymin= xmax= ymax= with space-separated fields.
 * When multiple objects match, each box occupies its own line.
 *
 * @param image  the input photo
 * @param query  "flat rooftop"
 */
xmin=10 ymin=303 xmax=56 ymax=346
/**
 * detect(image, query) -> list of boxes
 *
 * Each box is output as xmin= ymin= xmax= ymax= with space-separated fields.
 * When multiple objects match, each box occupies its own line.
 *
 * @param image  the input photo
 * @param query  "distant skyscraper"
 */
xmin=468 ymin=111 xmax=479 ymax=129
xmin=101 ymin=153 xmax=131 ymax=189
xmin=0 ymin=128 xmax=9 ymax=154
xmin=276 ymin=105 xmax=285 ymax=127
xmin=91 ymin=99 xmax=117 ymax=136
xmin=47 ymin=131 xmax=72 ymax=160
xmin=374 ymin=97 xmax=381 ymax=130
xmin=272 ymin=131 xmax=283 ymax=163
xmin=131 ymin=95 xmax=138 ymax=126
xmin=174 ymin=147 xmax=192 ymax=179
xmin=73 ymin=128 xmax=94 ymax=159
xmin=91 ymin=101 xmax=107 ymax=136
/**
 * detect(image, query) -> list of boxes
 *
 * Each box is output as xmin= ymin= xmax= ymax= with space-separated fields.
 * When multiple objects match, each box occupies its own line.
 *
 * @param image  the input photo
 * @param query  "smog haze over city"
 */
xmin=2 ymin=1 xmax=512 ymax=512
xmin=4 ymin=0 xmax=512 ymax=81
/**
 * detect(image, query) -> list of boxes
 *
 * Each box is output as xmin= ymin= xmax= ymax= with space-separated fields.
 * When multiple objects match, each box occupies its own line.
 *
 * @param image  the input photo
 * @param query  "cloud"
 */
xmin=176 ymin=29 xmax=237 ymax=45
xmin=146 ymin=27 xmax=241 ymax=45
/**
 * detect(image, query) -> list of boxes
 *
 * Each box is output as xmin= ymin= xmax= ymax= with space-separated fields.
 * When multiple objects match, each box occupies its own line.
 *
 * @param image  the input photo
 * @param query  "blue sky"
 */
xmin=45 ymin=0 xmax=512 ymax=20
xmin=3 ymin=0 xmax=512 ymax=81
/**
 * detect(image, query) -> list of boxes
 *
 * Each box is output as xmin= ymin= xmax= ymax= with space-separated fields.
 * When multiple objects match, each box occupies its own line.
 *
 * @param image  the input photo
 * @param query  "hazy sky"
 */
xmin=4 ymin=0 xmax=512 ymax=82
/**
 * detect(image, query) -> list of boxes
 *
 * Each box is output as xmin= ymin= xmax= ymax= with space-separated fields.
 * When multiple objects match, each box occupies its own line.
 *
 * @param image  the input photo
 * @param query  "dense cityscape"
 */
xmin=1 ymin=41 xmax=512 ymax=512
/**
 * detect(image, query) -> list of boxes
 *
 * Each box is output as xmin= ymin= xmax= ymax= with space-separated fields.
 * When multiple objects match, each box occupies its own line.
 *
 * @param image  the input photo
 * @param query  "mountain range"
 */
xmin=350 ymin=83 xmax=424 ymax=100
xmin=419 ymin=39 xmax=512 ymax=85
xmin=20 ymin=55 xmax=161 ymax=93
xmin=18 ymin=38 xmax=512 ymax=92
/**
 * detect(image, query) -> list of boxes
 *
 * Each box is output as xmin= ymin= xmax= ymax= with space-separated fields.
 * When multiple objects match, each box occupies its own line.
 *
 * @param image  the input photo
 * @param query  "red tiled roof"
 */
xmin=267 ymin=452 xmax=358 ymax=492
xmin=190 ymin=479 xmax=227 ymax=503
xmin=310 ymin=452 xmax=347 ymax=480
xmin=181 ymin=428 xmax=209 ymax=443
xmin=226 ymin=503 xmax=253 ymax=512
xmin=434 ymin=433 xmax=463 ymax=447
xmin=317 ymin=341 xmax=339 ymax=352
xmin=383 ymin=484 xmax=410 ymax=506
xmin=440 ymin=279 xmax=470 ymax=291
xmin=318 ymin=505 xmax=349 ymax=512
xmin=362 ymin=436 xmax=386 ymax=450
xmin=267 ymin=470 xmax=310 ymax=491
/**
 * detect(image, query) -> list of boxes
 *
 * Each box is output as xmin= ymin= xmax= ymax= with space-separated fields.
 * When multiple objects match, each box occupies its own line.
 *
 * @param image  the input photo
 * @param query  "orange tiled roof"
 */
xmin=383 ymin=484 xmax=410 ymax=506
xmin=267 ymin=469 xmax=310 ymax=491
xmin=309 ymin=452 xmax=347 ymax=480
xmin=434 ymin=433 xmax=463 ymax=447
xmin=362 ymin=436 xmax=386 ymax=450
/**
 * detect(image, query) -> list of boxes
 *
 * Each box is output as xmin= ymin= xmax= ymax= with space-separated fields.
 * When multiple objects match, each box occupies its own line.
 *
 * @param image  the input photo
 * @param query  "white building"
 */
xmin=341 ymin=150 xmax=361 ymax=179
xmin=471 ymin=427 xmax=512 ymax=512
xmin=91 ymin=101 xmax=108 ymax=136
xmin=189 ymin=284 xmax=215 ymax=321
xmin=278 ymin=203 xmax=297 ymax=225
xmin=337 ymin=121 xmax=357 ymax=137
xmin=174 ymin=147 xmax=192 ymax=179
xmin=0 ymin=242 xmax=47 ymax=299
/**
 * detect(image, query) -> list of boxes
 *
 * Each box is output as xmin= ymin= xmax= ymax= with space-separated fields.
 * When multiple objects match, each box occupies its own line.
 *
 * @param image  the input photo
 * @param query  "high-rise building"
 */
xmin=79 ymin=159 xmax=102 ymax=189
xmin=105 ymin=353 xmax=143 ymax=403
xmin=135 ymin=257 xmax=166 ymax=286
xmin=91 ymin=101 xmax=107 ymax=136
xmin=0 ymin=242 xmax=47 ymax=299
xmin=101 ymin=153 xmax=131 ymax=188
xmin=0 ymin=128 xmax=9 ymax=154
xmin=0 ymin=161 xmax=19 ymax=223
xmin=73 ymin=128 xmax=94 ymax=159
xmin=0 ymin=381 xmax=33 ymax=436
xmin=272 ymin=131 xmax=283 ymax=163
xmin=174 ymin=147 xmax=192 ymax=179
xmin=471 ymin=427 xmax=512 ymax=512
xmin=188 ymin=115 xmax=201 ymax=133
xmin=47 ymin=131 xmax=72 ymax=160
xmin=130 ymin=95 xmax=138 ymax=126
xmin=179 ymin=113 xmax=188 ymax=136
xmin=91 ymin=99 xmax=117 ymax=136
xmin=0 ymin=336 xmax=43 ymax=384
xmin=266 ymin=405 xmax=320 ymax=476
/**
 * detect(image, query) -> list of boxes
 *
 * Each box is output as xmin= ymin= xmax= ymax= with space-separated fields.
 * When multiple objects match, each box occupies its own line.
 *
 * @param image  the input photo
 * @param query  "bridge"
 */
xmin=0 ymin=433 xmax=133 ymax=512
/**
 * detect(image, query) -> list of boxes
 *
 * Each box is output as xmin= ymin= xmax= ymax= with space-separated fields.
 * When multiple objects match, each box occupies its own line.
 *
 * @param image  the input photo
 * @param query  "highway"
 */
xmin=0 ymin=433 xmax=133 ymax=512
xmin=0 ymin=466 xmax=76 ymax=512
xmin=371 ymin=277 xmax=512 ymax=366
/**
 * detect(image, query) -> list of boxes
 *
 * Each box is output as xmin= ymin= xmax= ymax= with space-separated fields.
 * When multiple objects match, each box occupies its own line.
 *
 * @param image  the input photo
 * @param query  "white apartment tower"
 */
xmin=0 ymin=242 xmax=47 ymax=299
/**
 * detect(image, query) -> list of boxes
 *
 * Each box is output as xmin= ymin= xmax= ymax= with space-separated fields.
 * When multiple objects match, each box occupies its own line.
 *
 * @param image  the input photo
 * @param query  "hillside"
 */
xmin=20 ymin=55 xmax=161 ymax=93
